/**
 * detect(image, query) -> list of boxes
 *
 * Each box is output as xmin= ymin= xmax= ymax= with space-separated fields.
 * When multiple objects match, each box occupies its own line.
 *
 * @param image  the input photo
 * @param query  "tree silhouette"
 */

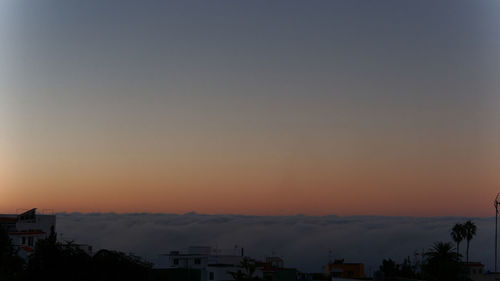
xmin=379 ymin=258 xmax=400 ymax=279
xmin=25 ymin=226 xmax=62 ymax=280
xmin=26 ymin=227 xmax=150 ymax=281
xmin=399 ymin=256 xmax=416 ymax=279
xmin=451 ymin=223 xmax=466 ymax=260
xmin=0 ymin=226 xmax=25 ymax=281
xmin=463 ymin=220 xmax=477 ymax=264
xmin=379 ymin=257 xmax=417 ymax=281
xmin=59 ymin=241 xmax=93 ymax=281
xmin=92 ymin=249 xmax=152 ymax=281
xmin=422 ymin=242 xmax=463 ymax=281
xmin=229 ymin=257 xmax=260 ymax=281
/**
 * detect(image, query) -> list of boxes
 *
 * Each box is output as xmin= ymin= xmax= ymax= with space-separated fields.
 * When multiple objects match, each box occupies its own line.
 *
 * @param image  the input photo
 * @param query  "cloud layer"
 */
xmin=56 ymin=213 xmax=495 ymax=274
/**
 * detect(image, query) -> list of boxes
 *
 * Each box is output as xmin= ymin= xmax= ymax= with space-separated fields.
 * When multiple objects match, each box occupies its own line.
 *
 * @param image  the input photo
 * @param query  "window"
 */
xmin=173 ymin=259 xmax=179 ymax=265
xmin=22 ymin=237 xmax=26 ymax=244
xmin=195 ymin=258 xmax=201 ymax=265
xmin=28 ymin=237 xmax=34 ymax=247
xmin=209 ymin=272 xmax=214 ymax=280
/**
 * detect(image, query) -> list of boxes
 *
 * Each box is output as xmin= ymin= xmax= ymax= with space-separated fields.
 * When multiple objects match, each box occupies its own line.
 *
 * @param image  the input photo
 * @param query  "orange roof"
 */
xmin=20 ymin=246 xmax=34 ymax=253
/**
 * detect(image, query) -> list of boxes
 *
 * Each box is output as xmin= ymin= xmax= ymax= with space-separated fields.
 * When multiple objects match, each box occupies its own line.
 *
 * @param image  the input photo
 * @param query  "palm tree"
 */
xmin=422 ymin=242 xmax=461 ymax=281
xmin=229 ymin=257 xmax=259 ymax=281
xmin=451 ymin=223 xmax=466 ymax=259
xmin=425 ymin=242 xmax=459 ymax=264
xmin=464 ymin=220 xmax=477 ymax=264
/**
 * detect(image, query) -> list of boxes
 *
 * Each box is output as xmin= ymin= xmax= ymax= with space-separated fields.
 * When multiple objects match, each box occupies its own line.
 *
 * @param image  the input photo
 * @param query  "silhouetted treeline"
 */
xmin=0 ymin=226 xmax=25 ymax=281
xmin=379 ymin=242 xmax=467 ymax=281
xmin=379 ymin=257 xmax=417 ymax=281
xmin=0 ymin=227 xmax=152 ymax=281
xmin=378 ymin=221 xmax=478 ymax=281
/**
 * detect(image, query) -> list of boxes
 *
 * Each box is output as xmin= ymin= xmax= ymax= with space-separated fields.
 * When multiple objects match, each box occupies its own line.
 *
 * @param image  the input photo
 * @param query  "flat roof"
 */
xmin=8 ymin=231 xmax=46 ymax=235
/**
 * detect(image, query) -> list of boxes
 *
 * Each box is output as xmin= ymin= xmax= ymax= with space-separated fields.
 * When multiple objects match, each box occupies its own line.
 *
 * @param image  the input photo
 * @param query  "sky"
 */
xmin=1 ymin=0 xmax=500 ymax=216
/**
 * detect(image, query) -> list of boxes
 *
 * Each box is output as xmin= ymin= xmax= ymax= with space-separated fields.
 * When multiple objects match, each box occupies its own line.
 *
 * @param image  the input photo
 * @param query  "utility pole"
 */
xmin=495 ymin=193 xmax=499 ymax=273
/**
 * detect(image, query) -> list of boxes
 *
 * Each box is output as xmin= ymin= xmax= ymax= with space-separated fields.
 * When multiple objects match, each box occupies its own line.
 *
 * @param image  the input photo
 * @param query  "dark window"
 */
xmin=22 ymin=237 xmax=26 ymax=244
xmin=28 ymin=237 xmax=34 ymax=247
xmin=173 ymin=259 xmax=179 ymax=265
xmin=195 ymin=258 xmax=201 ymax=265
xmin=209 ymin=272 xmax=214 ymax=280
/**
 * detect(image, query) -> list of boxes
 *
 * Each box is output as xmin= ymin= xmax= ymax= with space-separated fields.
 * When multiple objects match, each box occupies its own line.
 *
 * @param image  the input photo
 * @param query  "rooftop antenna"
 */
xmin=495 ymin=193 xmax=500 ymax=273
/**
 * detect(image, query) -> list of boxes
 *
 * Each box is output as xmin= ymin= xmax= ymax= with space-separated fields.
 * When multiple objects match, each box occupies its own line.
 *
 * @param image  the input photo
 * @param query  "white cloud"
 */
xmin=56 ymin=213 xmax=495 ymax=274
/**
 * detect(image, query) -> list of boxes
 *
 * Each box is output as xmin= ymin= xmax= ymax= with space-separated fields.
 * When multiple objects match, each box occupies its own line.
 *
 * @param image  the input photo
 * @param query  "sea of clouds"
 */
xmin=56 ymin=213 xmax=495 ymax=274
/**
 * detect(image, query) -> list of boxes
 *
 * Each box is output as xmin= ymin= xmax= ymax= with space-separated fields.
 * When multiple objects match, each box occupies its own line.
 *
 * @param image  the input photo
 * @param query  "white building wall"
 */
xmin=16 ymin=214 xmax=56 ymax=233
xmin=14 ymin=214 xmax=56 ymax=248
xmin=157 ymin=246 xmax=245 ymax=281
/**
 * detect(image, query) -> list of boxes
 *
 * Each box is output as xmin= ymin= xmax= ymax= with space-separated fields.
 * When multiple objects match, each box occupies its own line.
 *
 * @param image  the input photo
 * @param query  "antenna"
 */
xmin=495 ymin=193 xmax=499 ymax=273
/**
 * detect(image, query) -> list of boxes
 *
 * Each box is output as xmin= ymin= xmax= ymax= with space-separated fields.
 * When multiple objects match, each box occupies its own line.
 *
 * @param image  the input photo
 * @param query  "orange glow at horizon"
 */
xmin=2 ymin=133 xmax=499 ymax=217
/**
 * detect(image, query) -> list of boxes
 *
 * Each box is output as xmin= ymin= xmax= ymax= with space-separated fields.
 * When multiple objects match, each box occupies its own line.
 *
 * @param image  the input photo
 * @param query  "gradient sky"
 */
xmin=1 ymin=0 xmax=500 ymax=216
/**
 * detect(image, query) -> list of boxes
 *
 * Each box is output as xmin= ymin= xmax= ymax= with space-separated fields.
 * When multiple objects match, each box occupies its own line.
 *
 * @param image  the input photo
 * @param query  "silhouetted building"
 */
xmin=255 ymin=256 xmax=298 ymax=281
xmin=462 ymin=262 xmax=485 ymax=281
xmin=0 ymin=215 xmax=17 ymax=233
xmin=266 ymin=257 xmax=284 ymax=269
xmin=325 ymin=259 xmax=365 ymax=279
xmin=0 ymin=208 xmax=56 ymax=258
xmin=477 ymin=272 xmax=500 ymax=281
xmin=156 ymin=246 xmax=244 ymax=281
xmin=271 ymin=269 xmax=298 ymax=281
